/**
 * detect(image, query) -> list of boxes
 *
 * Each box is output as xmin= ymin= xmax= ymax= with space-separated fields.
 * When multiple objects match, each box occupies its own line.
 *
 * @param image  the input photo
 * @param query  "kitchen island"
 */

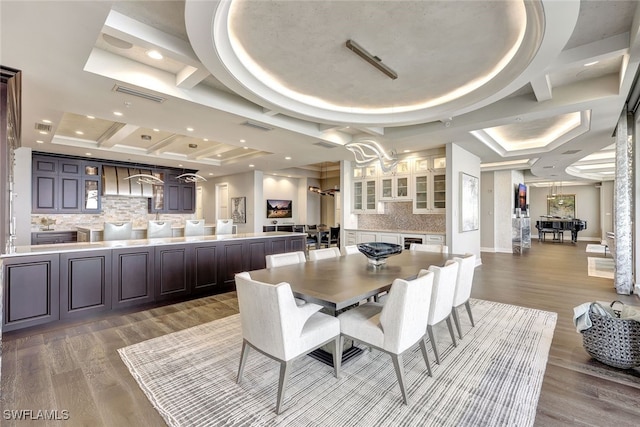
xmin=1 ymin=231 xmax=305 ymax=332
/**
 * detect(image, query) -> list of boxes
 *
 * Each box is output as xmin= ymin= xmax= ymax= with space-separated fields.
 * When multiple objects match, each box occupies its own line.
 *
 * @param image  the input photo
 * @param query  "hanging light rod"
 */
xmin=176 ymin=173 xmax=207 ymax=183
xmin=124 ymin=174 xmax=164 ymax=185
xmin=345 ymin=39 xmax=397 ymax=80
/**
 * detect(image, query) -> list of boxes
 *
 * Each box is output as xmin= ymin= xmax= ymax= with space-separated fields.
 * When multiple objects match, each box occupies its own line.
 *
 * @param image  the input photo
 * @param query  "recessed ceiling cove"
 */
xmin=185 ymin=0 xmax=578 ymax=127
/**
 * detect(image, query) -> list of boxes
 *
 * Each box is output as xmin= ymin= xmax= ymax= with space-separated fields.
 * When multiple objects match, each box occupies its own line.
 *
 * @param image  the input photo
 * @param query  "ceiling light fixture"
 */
xmin=345 ymin=39 xmax=397 ymax=80
xmin=345 ymin=138 xmax=397 ymax=173
xmin=113 ymin=111 xmax=123 ymax=116
xmin=125 ymin=174 xmax=164 ymax=185
xmin=584 ymin=61 xmax=599 ymax=67
xmin=146 ymin=50 xmax=163 ymax=60
xmin=176 ymin=173 xmax=207 ymax=183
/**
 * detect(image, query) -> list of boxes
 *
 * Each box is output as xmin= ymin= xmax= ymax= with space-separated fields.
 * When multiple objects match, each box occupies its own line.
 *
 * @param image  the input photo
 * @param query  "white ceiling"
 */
xmin=1 ymin=0 xmax=639 ymax=183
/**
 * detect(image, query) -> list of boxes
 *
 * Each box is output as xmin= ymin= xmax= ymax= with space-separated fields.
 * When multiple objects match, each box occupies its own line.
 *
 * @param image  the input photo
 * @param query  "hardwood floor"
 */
xmin=1 ymin=241 xmax=639 ymax=426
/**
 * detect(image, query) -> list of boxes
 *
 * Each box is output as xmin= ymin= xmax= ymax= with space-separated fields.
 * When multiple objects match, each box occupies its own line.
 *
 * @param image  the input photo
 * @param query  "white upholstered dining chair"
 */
xmin=103 ymin=222 xmax=132 ymax=241
xmin=409 ymin=242 xmax=449 ymax=254
xmin=451 ymin=253 xmax=477 ymax=339
xmin=184 ymin=219 xmax=205 ymax=236
xmin=265 ymin=251 xmax=307 ymax=268
xmin=422 ymin=260 xmax=459 ymax=364
xmin=308 ymin=247 xmax=341 ymax=261
xmin=215 ymin=218 xmax=233 ymax=235
xmin=147 ymin=220 xmax=172 ymax=238
xmin=234 ymin=272 xmax=341 ymax=414
xmin=343 ymin=245 xmax=359 ymax=255
xmin=337 ymin=271 xmax=435 ymax=405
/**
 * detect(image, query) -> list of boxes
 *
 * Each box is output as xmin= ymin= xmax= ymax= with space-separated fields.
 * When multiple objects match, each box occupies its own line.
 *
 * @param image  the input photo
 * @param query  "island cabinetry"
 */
xmin=288 ymin=235 xmax=306 ymax=253
xmin=191 ymin=243 xmax=219 ymax=295
xmin=154 ymin=244 xmax=191 ymax=301
xmin=59 ymin=250 xmax=111 ymax=319
xmin=219 ymin=241 xmax=245 ymax=287
xmin=2 ymin=254 xmax=60 ymax=332
xmin=112 ymin=247 xmax=155 ymax=308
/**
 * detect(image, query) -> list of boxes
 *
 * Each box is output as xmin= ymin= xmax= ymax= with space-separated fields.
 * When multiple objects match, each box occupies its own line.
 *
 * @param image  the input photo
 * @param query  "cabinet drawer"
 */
xmin=425 ymin=234 xmax=444 ymax=243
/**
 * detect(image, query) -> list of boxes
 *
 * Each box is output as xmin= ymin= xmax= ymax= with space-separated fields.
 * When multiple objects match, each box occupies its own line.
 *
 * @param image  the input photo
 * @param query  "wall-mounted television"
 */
xmin=515 ymin=183 xmax=527 ymax=211
xmin=267 ymin=199 xmax=292 ymax=218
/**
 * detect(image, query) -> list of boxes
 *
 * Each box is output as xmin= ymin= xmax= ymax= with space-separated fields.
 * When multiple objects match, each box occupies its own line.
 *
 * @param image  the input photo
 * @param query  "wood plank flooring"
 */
xmin=1 ymin=241 xmax=639 ymax=426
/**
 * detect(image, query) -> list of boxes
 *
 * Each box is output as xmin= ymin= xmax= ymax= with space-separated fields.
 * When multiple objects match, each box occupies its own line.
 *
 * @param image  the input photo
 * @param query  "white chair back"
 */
xmin=184 ymin=219 xmax=205 ymax=236
xmin=410 ymin=243 xmax=449 ymax=254
xmin=103 ymin=222 xmax=132 ymax=241
xmin=266 ymin=251 xmax=307 ymax=268
xmin=423 ymin=260 xmax=459 ymax=324
xmin=147 ymin=220 xmax=172 ymax=238
xmin=309 ymin=247 xmax=341 ymax=261
xmin=452 ymin=253 xmax=476 ymax=307
xmin=343 ymin=245 xmax=359 ymax=255
xmin=216 ymin=219 xmax=234 ymax=235
xmin=379 ymin=272 xmax=434 ymax=354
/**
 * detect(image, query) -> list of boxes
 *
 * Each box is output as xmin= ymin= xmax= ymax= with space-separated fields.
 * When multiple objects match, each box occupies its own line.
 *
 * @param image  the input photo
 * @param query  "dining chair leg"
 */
xmin=332 ymin=336 xmax=341 ymax=379
xmin=465 ymin=300 xmax=475 ymax=327
xmin=452 ymin=307 xmax=463 ymax=340
xmin=276 ymin=360 xmax=292 ymax=415
xmin=419 ymin=337 xmax=433 ymax=377
xmin=446 ymin=315 xmax=458 ymax=347
xmin=427 ymin=325 xmax=440 ymax=365
xmin=391 ymin=353 xmax=409 ymax=405
xmin=237 ymin=340 xmax=250 ymax=383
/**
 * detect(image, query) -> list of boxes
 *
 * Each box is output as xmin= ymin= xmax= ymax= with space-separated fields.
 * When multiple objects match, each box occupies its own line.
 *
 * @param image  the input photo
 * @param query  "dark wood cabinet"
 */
xmin=32 ymin=156 xmax=82 ymax=213
xmin=191 ymin=243 xmax=219 ymax=294
xmin=148 ymin=170 xmax=195 ymax=214
xmin=59 ymin=250 xmax=111 ymax=319
xmin=2 ymin=254 xmax=60 ymax=331
xmin=112 ymin=247 xmax=155 ymax=308
xmin=31 ymin=231 xmax=78 ymax=245
xmin=154 ymin=244 xmax=190 ymax=300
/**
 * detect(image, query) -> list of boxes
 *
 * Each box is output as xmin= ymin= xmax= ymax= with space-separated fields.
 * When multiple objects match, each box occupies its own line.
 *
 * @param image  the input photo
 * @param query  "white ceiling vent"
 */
xmin=112 ymin=84 xmax=166 ymax=103
xmin=562 ymin=149 xmax=581 ymax=155
xmin=241 ymin=120 xmax=273 ymax=131
xmin=34 ymin=122 xmax=52 ymax=133
xmin=313 ymin=141 xmax=338 ymax=149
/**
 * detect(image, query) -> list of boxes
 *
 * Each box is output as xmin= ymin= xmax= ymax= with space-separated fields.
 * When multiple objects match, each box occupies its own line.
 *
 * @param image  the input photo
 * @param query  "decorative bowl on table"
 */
xmin=357 ymin=242 xmax=403 ymax=266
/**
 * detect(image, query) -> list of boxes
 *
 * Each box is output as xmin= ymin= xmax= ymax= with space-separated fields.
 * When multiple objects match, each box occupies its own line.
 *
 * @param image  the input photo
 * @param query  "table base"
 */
xmin=308 ymin=345 xmax=364 ymax=367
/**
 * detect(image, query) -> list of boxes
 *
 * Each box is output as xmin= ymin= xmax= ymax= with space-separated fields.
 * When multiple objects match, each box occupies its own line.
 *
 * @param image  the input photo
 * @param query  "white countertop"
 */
xmin=75 ymin=224 xmax=216 ymax=232
xmin=1 ymin=232 xmax=305 ymax=258
xmin=344 ymin=228 xmax=445 ymax=235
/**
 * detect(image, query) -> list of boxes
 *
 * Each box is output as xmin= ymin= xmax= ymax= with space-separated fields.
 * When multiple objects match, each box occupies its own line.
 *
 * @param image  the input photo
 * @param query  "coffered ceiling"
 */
xmin=1 ymin=0 xmax=639 ymax=183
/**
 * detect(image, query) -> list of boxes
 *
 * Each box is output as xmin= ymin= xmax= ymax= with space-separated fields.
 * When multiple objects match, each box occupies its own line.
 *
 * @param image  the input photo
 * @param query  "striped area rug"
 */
xmin=118 ymin=300 xmax=556 ymax=427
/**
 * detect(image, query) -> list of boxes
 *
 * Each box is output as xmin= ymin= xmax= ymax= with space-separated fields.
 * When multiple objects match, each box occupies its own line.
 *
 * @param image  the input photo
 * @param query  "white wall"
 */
xmin=14 ymin=147 xmax=32 ymax=245
xmin=263 ymin=175 xmax=301 ymax=225
xmin=201 ymin=170 xmax=258 ymax=233
xmin=529 ymin=183 xmax=602 ymax=240
xmin=446 ymin=143 xmax=481 ymax=261
xmin=601 ymin=181 xmax=613 ymax=237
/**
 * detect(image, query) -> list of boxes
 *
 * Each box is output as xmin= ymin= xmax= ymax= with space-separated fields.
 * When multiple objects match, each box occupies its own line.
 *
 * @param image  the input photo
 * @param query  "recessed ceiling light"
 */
xmin=178 ymin=164 xmax=183 ymax=167
xmin=39 ymin=131 xmax=48 ymax=135
xmin=153 ymin=128 xmax=159 ymax=132
xmin=287 ymin=175 xmax=291 ymax=178
xmin=243 ymin=146 xmax=248 ymax=150
xmin=186 ymin=127 xmax=194 ymax=132
xmin=75 ymin=130 xmax=84 ymax=135
xmin=86 ymin=115 xmax=95 ymax=119
xmin=203 ymin=138 xmax=208 ymax=142
xmin=285 ymin=156 xmax=291 ymax=160
xmin=208 ymin=173 xmax=214 ymax=176
xmin=403 ymin=150 xmax=411 ymax=153
xmin=584 ymin=61 xmax=599 ymax=67
xmin=249 ymin=164 xmax=255 ymax=168
xmin=85 ymin=152 xmax=92 ymax=156
xmin=240 ymin=139 xmax=246 ymax=143
xmin=113 ymin=111 xmax=123 ymax=116
xmin=146 ymin=50 xmax=163 ymax=60
xmin=217 ymin=154 xmax=222 ymax=157
xmin=42 ymin=119 xmax=52 ymax=124
xmin=36 ymin=140 xmax=44 ymax=144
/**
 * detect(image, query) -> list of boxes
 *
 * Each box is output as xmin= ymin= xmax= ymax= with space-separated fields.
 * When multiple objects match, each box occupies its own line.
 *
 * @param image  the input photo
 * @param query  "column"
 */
xmin=613 ymin=111 xmax=633 ymax=295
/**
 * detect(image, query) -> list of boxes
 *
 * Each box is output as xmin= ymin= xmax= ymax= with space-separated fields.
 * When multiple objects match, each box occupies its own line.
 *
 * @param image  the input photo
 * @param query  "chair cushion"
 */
xmin=297 ymin=313 xmax=340 ymax=358
xmin=338 ymin=303 xmax=385 ymax=348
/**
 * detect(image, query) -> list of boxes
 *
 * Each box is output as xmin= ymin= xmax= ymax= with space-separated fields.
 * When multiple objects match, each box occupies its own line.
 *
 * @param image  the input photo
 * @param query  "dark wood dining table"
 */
xmin=249 ymin=249 xmax=456 ymax=314
xmin=249 ymin=249 xmax=457 ymax=364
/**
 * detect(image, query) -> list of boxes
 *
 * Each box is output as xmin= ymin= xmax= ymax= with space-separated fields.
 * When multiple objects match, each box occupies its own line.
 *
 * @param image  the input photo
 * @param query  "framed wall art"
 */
xmin=231 ymin=196 xmax=246 ymax=224
xmin=460 ymin=172 xmax=479 ymax=232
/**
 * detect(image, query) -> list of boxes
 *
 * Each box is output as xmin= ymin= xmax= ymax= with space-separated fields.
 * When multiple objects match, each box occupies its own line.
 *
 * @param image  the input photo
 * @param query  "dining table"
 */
xmin=249 ymin=249 xmax=457 ymax=364
xmin=305 ymin=227 xmax=330 ymax=249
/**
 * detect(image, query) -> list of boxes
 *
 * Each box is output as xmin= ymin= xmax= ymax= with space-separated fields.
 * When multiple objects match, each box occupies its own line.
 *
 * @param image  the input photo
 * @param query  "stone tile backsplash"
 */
xmin=357 ymin=201 xmax=445 ymax=233
xmin=31 ymin=195 xmax=195 ymax=231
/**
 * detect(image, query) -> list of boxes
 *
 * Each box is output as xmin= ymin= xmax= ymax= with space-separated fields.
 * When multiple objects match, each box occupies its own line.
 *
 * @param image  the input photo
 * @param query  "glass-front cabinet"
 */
xmin=412 ymin=156 xmax=446 ymax=213
xmin=353 ymin=177 xmax=377 ymax=212
xmin=379 ymin=159 xmax=411 ymax=201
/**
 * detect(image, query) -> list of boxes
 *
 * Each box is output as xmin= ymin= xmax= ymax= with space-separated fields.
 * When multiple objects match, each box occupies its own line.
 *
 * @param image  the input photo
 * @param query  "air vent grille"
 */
xmin=313 ymin=141 xmax=338 ymax=149
xmin=241 ymin=120 xmax=273 ymax=131
xmin=562 ymin=150 xmax=581 ymax=155
xmin=34 ymin=122 xmax=52 ymax=133
xmin=112 ymin=84 xmax=166 ymax=103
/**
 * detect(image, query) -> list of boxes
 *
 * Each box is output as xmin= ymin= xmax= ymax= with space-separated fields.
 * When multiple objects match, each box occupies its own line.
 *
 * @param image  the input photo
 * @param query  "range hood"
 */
xmin=102 ymin=166 xmax=154 ymax=197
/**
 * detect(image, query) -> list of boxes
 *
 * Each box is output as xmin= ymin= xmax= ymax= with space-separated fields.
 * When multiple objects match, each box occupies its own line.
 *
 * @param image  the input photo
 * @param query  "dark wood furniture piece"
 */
xmin=31 ymin=231 xmax=78 ymax=245
xmin=535 ymin=218 xmax=587 ymax=243
xmin=1 ymin=232 xmax=305 ymax=332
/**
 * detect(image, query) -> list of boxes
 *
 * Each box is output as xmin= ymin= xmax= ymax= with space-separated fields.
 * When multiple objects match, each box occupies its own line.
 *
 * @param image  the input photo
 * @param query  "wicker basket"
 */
xmin=581 ymin=303 xmax=640 ymax=369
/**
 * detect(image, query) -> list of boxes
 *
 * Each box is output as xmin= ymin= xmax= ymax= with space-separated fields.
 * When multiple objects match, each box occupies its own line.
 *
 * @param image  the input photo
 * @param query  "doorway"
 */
xmin=216 ymin=183 xmax=229 ymax=220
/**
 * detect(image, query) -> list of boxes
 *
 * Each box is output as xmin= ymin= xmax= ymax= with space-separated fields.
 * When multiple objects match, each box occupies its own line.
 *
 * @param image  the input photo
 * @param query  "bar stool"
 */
xmin=103 ymin=222 xmax=132 ymax=241
xmin=184 ymin=219 xmax=205 ymax=236
xmin=147 ymin=220 xmax=172 ymax=238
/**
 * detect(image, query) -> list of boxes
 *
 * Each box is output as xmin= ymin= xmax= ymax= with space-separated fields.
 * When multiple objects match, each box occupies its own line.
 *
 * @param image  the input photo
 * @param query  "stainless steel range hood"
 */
xmin=102 ymin=166 xmax=154 ymax=197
